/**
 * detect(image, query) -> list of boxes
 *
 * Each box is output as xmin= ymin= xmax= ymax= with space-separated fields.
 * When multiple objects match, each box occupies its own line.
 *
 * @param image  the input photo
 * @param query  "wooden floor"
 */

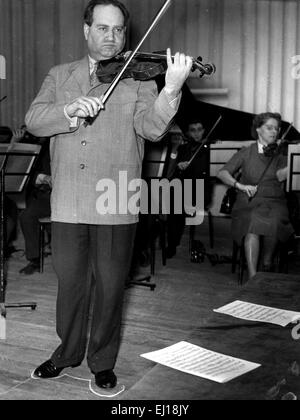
xmin=0 ymin=217 xmax=299 ymax=400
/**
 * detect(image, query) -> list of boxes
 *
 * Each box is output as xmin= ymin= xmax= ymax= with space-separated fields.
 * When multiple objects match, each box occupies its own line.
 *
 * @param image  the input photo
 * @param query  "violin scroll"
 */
xmin=192 ymin=56 xmax=216 ymax=77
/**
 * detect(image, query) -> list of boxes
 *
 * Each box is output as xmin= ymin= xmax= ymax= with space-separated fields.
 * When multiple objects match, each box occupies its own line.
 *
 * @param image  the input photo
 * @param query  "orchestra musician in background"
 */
xmin=11 ymin=124 xmax=37 ymax=144
xmin=19 ymin=138 xmax=51 ymax=275
xmin=25 ymin=0 xmax=193 ymax=390
xmin=166 ymin=118 xmax=212 ymax=259
xmin=218 ymin=112 xmax=294 ymax=280
xmin=8 ymin=125 xmax=51 ymax=275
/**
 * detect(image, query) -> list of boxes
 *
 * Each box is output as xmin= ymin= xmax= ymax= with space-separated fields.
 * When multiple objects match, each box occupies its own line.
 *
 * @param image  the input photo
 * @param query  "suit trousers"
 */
xmin=50 ymin=222 xmax=137 ymax=373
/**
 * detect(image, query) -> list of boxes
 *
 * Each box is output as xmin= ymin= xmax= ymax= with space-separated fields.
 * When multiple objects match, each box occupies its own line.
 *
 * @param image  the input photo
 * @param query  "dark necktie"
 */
xmin=90 ymin=62 xmax=99 ymax=86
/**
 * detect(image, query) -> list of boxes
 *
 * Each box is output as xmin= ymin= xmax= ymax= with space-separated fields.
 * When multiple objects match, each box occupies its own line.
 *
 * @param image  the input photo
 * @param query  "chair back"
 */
xmin=142 ymin=139 xmax=171 ymax=180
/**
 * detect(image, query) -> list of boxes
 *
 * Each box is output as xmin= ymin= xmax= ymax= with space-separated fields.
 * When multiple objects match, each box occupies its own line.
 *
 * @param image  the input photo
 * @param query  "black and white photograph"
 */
xmin=0 ymin=0 xmax=300 ymax=404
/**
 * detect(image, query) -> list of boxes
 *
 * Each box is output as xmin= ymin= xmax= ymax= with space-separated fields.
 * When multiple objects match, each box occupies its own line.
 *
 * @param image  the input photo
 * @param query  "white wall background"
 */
xmin=1 ymin=0 xmax=300 ymax=132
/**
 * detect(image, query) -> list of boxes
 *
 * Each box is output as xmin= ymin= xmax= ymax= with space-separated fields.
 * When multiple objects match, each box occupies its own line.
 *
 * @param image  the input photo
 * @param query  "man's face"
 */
xmin=84 ymin=5 xmax=126 ymax=61
xmin=186 ymin=123 xmax=205 ymax=143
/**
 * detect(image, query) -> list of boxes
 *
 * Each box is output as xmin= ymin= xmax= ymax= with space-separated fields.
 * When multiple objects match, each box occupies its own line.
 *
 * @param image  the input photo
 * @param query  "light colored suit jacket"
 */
xmin=25 ymin=56 xmax=180 ymax=224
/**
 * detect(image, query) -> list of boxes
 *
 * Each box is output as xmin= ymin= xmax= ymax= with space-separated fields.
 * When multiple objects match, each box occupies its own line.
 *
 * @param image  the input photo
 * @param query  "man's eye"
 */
xmin=98 ymin=27 xmax=107 ymax=32
xmin=114 ymin=27 xmax=125 ymax=34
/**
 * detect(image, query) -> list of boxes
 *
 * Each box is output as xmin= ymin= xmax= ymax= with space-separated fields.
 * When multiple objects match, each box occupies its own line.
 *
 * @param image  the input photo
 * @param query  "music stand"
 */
xmin=0 ymin=143 xmax=40 ymax=337
xmin=287 ymin=144 xmax=300 ymax=193
xmin=127 ymin=140 xmax=172 ymax=291
xmin=287 ymin=144 xmax=300 ymax=247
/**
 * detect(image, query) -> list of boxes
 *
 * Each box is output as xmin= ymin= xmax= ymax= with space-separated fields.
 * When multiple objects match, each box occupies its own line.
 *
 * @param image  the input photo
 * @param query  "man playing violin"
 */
xmin=167 ymin=118 xmax=212 ymax=259
xmin=25 ymin=0 xmax=193 ymax=390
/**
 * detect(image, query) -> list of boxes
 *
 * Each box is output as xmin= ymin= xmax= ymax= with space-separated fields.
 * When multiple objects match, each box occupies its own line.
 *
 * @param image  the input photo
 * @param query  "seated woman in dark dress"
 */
xmin=218 ymin=112 xmax=294 ymax=279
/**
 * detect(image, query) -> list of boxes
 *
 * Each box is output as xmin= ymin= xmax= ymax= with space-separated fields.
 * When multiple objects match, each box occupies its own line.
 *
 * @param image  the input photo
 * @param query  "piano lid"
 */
xmin=154 ymin=75 xmax=300 ymax=141
xmin=175 ymin=84 xmax=300 ymax=141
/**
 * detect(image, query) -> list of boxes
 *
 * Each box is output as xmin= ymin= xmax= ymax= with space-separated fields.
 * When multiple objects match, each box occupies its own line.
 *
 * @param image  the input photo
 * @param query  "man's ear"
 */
xmin=83 ymin=23 xmax=90 ymax=41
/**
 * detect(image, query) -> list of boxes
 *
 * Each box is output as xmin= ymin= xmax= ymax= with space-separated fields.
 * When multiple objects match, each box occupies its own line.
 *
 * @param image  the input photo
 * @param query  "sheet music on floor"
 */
xmin=141 ymin=341 xmax=260 ymax=384
xmin=214 ymin=300 xmax=300 ymax=327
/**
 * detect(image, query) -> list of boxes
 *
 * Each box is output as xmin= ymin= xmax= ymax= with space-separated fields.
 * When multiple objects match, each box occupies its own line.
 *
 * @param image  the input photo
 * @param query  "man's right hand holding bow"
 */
xmin=65 ymin=96 xmax=105 ymax=119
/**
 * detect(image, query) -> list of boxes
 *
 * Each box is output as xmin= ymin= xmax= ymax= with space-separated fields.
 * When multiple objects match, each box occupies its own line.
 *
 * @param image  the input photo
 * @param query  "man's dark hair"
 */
xmin=84 ymin=0 xmax=130 ymax=26
xmin=251 ymin=112 xmax=282 ymax=139
xmin=187 ymin=118 xmax=204 ymax=128
xmin=184 ymin=118 xmax=204 ymax=134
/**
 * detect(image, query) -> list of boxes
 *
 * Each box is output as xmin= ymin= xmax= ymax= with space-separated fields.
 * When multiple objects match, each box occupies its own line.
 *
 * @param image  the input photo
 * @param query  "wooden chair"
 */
xmin=232 ymin=238 xmax=290 ymax=286
xmin=150 ymin=215 xmax=167 ymax=275
xmin=142 ymin=141 xmax=171 ymax=272
xmin=189 ymin=209 xmax=214 ymax=252
xmin=128 ymin=140 xmax=171 ymax=290
xmin=231 ymin=239 xmax=246 ymax=286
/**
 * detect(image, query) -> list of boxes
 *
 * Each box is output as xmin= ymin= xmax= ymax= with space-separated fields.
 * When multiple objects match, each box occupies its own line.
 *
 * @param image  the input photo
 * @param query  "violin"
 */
xmin=263 ymin=122 xmax=293 ymax=157
xmin=263 ymin=142 xmax=280 ymax=157
xmin=96 ymin=51 xmax=216 ymax=83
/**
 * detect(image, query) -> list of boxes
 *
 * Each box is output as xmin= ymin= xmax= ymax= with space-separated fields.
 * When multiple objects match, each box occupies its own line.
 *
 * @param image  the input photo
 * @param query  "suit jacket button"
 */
xmin=81 ymin=140 xmax=87 ymax=146
xmin=80 ymin=164 xmax=85 ymax=170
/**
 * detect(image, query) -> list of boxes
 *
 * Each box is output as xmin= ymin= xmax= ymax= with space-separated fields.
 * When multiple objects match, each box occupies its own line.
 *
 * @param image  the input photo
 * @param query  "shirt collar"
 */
xmin=257 ymin=140 xmax=265 ymax=154
xmin=88 ymin=56 xmax=98 ymax=75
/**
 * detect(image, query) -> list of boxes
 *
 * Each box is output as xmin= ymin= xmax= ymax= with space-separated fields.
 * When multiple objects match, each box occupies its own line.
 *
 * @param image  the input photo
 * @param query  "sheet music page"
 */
xmin=141 ymin=341 xmax=260 ymax=384
xmin=214 ymin=300 xmax=300 ymax=327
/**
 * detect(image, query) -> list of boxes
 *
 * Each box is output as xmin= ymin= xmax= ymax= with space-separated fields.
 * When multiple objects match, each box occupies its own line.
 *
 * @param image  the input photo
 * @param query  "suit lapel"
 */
xmin=68 ymin=56 xmax=91 ymax=95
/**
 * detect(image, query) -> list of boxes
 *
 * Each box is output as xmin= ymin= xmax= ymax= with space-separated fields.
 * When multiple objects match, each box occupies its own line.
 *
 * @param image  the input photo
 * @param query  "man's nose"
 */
xmin=105 ymin=29 xmax=115 ymax=41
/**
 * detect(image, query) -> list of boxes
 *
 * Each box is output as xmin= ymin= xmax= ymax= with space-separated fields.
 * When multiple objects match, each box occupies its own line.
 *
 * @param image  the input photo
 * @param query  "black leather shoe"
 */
xmin=95 ymin=369 xmax=117 ymax=389
xmin=166 ymin=247 xmax=176 ymax=259
xmin=33 ymin=359 xmax=64 ymax=379
xmin=19 ymin=261 xmax=40 ymax=275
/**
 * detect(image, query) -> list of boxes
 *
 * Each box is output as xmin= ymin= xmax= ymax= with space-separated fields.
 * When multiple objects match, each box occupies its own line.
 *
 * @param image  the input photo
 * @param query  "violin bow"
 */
xmin=85 ymin=0 xmax=172 ymax=126
xmin=185 ymin=115 xmax=223 ymax=168
xmin=280 ymin=122 xmax=293 ymax=142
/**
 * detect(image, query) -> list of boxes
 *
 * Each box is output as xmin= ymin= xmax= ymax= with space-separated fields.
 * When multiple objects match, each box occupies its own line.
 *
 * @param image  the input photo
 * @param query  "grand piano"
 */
xmin=175 ymin=83 xmax=300 ymax=141
xmin=148 ymin=78 xmax=300 ymax=172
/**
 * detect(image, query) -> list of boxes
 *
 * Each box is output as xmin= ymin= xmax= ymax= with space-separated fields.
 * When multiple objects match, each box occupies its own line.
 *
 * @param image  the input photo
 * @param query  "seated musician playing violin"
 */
xmin=218 ymin=112 xmax=294 ymax=280
xmin=167 ymin=118 xmax=212 ymax=259
xmin=25 ymin=0 xmax=193 ymax=390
